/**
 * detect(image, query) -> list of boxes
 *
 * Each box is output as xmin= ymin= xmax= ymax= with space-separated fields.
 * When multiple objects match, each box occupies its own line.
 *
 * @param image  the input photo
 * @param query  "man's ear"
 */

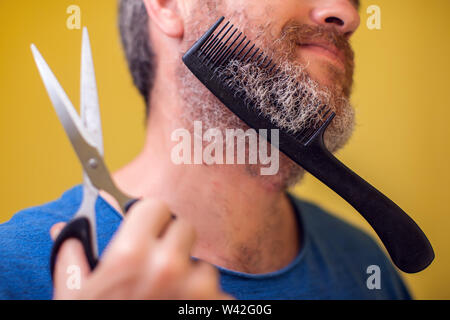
xmin=142 ymin=0 xmax=184 ymax=38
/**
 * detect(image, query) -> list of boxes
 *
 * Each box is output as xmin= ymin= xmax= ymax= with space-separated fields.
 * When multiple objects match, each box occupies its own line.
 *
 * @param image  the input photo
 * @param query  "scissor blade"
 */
xmin=80 ymin=28 xmax=102 ymax=257
xmin=31 ymin=44 xmax=134 ymax=214
xmin=31 ymin=44 xmax=97 ymax=149
xmin=77 ymin=181 xmax=99 ymax=257
xmin=81 ymin=27 xmax=103 ymax=156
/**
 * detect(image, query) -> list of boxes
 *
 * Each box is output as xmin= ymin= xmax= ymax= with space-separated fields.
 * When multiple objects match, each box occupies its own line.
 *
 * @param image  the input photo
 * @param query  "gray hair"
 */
xmin=118 ymin=0 xmax=155 ymax=117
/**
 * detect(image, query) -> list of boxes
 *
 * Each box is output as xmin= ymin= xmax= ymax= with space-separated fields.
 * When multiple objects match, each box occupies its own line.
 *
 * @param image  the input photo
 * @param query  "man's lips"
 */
xmin=297 ymin=41 xmax=346 ymax=70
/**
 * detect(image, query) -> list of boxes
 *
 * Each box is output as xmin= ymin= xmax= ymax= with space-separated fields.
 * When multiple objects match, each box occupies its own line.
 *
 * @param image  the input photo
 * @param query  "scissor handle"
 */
xmin=124 ymin=198 xmax=140 ymax=213
xmin=50 ymin=217 xmax=98 ymax=280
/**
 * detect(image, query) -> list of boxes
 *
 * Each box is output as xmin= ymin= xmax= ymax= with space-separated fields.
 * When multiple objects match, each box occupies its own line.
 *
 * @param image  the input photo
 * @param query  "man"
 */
xmin=0 ymin=0 xmax=411 ymax=299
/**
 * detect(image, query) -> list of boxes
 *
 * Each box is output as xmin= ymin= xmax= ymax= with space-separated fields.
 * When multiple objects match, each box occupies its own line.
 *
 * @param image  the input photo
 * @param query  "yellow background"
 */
xmin=0 ymin=0 xmax=449 ymax=299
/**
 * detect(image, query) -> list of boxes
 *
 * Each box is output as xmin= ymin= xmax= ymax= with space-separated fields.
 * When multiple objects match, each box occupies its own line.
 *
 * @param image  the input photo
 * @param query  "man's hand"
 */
xmin=50 ymin=199 xmax=233 ymax=300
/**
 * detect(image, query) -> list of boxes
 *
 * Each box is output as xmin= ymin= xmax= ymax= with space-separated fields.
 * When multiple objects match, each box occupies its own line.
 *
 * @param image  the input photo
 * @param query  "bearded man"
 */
xmin=0 ymin=0 xmax=411 ymax=299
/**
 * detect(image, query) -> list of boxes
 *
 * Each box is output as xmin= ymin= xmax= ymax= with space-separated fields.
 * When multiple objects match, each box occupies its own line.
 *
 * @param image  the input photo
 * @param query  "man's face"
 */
xmin=177 ymin=0 xmax=360 ymax=187
xmin=221 ymin=0 xmax=359 ymax=94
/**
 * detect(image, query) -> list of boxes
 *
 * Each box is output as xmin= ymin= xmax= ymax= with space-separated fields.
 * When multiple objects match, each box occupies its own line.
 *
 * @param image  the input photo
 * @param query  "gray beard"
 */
xmin=174 ymin=16 xmax=355 ymax=190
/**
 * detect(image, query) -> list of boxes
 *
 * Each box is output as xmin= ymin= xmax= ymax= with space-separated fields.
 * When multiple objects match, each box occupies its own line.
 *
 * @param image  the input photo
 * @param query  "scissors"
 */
xmin=31 ymin=28 xmax=139 ymax=279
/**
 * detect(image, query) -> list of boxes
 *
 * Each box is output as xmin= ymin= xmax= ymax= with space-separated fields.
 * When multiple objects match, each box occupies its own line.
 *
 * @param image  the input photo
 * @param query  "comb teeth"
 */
xmin=184 ymin=16 xmax=333 ymax=145
xmin=198 ymin=18 xmax=275 ymax=72
xmin=294 ymin=105 xmax=333 ymax=144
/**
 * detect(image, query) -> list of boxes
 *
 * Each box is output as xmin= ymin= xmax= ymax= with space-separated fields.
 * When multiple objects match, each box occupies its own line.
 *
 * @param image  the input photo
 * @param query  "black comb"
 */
xmin=182 ymin=17 xmax=434 ymax=273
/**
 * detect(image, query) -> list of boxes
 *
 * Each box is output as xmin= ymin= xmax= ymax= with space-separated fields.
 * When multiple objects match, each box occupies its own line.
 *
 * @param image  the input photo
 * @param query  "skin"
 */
xmin=52 ymin=0 xmax=360 ymax=299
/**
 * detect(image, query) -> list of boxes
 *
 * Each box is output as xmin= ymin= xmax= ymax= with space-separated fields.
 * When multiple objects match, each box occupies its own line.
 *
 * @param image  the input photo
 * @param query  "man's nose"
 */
xmin=310 ymin=0 xmax=360 ymax=38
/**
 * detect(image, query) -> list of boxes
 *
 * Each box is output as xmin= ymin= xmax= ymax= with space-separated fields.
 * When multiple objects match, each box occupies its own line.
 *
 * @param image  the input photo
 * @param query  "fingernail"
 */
xmin=50 ymin=223 xmax=66 ymax=240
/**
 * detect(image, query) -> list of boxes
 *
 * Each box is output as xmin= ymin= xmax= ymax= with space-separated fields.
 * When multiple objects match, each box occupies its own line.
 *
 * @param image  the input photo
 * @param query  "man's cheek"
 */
xmin=300 ymin=61 xmax=338 ymax=88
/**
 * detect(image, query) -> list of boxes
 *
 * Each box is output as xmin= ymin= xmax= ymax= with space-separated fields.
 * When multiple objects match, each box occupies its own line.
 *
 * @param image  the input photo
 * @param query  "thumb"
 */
xmin=50 ymin=222 xmax=92 ymax=299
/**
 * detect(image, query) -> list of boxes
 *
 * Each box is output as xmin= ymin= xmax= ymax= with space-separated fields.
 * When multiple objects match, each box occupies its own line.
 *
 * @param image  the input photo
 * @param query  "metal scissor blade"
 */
xmin=31 ymin=44 xmax=132 ymax=214
xmin=77 ymin=181 xmax=99 ymax=258
xmin=81 ymin=27 xmax=103 ymax=156
xmin=31 ymin=44 xmax=97 ymax=149
xmin=80 ymin=27 xmax=102 ymax=258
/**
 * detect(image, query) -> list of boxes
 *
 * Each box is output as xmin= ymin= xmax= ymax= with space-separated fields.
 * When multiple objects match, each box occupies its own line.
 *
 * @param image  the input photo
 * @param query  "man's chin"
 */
xmin=298 ymin=61 xmax=347 ymax=93
xmin=176 ymin=64 xmax=354 ymax=191
xmin=244 ymin=154 xmax=306 ymax=191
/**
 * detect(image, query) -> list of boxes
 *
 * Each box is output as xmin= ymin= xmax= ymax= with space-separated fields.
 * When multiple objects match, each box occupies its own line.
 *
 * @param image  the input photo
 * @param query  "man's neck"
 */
xmin=103 ymin=70 xmax=301 ymax=274
xmin=107 ymin=122 xmax=300 ymax=274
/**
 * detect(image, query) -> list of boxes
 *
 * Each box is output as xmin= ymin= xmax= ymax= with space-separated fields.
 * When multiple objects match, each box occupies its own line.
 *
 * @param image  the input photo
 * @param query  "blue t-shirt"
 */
xmin=0 ymin=185 xmax=411 ymax=300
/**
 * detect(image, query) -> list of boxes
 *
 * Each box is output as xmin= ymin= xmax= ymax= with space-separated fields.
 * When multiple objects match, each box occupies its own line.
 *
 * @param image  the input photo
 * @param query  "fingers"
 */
xmin=101 ymin=199 xmax=173 ymax=261
xmin=160 ymin=218 xmax=196 ymax=257
xmin=181 ymin=262 xmax=231 ymax=300
xmin=50 ymin=223 xmax=91 ymax=299
xmin=50 ymin=222 xmax=66 ymax=240
xmin=47 ymin=198 xmax=230 ymax=300
xmin=138 ymin=220 xmax=196 ymax=298
xmin=100 ymin=199 xmax=171 ymax=267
